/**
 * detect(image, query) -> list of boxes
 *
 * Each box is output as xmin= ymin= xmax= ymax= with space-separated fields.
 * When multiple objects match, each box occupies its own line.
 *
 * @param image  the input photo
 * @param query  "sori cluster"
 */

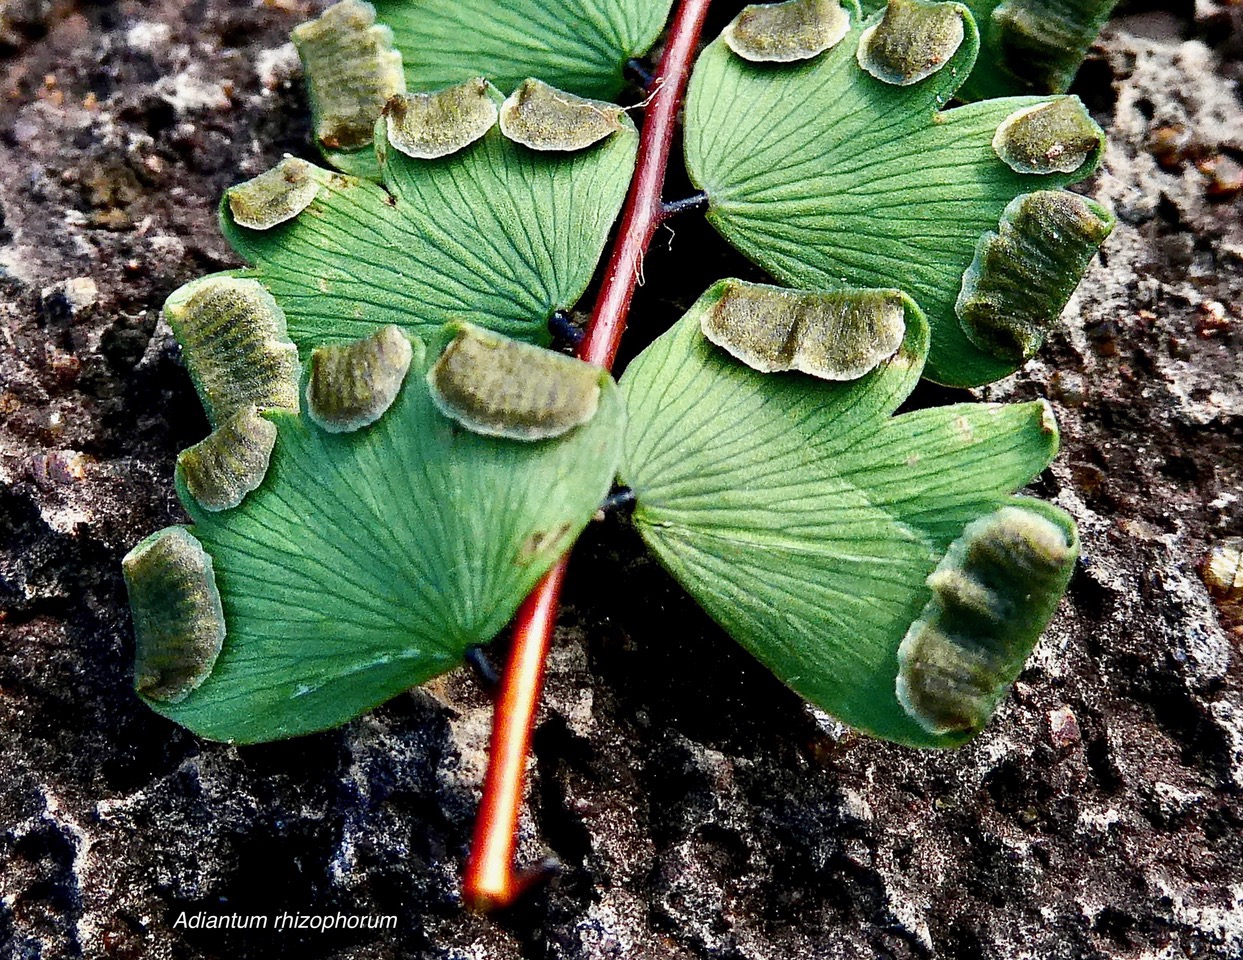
xmin=124 ymin=0 xmax=1117 ymax=750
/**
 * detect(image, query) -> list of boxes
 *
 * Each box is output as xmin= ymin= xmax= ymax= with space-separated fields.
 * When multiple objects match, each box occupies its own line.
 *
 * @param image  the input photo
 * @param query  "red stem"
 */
xmin=462 ymin=0 xmax=714 ymax=913
xmin=461 ymin=559 xmax=566 ymax=912
xmin=577 ymin=6 xmax=711 ymax=369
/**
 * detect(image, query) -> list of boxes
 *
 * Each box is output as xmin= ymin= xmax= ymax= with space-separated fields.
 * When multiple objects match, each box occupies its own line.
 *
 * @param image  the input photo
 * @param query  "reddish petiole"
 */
xmin=461 ymin=0 xmax=715 ymax=912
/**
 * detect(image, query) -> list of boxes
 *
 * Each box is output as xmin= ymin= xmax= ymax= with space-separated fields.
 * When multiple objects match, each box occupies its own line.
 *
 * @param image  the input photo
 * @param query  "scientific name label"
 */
xmin=173 ymin=911 xmax=398 ymax=932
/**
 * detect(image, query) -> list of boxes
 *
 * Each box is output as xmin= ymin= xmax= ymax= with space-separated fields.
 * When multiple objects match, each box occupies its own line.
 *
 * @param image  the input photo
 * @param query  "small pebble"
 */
xmin=1049 ymin=370 xmax=1087 ymax=407
xmin=40 ymin=276 xmax=98 ymax=323
xmin=27 ymin=450 xmax=89 ymax=490
xmin=1048 ymin=704 xmax=1081 ymax=748
xmin=1203 ymin=539 xmax=1243 ymax=623
xmin=1195 ymin=301 xmax=1231 ymax=339
xmin=1198 ymin=154 xmax=1243 ymax=201
xmin=1148 ymin=124 xmax=1189 ymax=171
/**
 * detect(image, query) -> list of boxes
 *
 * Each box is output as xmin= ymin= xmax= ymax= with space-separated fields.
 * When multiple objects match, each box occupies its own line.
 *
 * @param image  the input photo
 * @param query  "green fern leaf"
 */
xmin=684 ymin=0 xmax=1112 ymax=386
xmin=127 ymin=329 xmax=625 ymax=743
xmin=619 ymin=281 xmax=1078 ymax=747
xmin=215 ymin=85 xmax=636 ymax=351
xmin=374 ymin=0 xmax=674 ymax=98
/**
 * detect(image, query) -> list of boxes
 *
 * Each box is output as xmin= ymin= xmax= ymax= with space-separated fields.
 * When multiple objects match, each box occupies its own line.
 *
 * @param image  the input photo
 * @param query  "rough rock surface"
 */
xmin=1 ymin=2 xmax=1241 ymax=958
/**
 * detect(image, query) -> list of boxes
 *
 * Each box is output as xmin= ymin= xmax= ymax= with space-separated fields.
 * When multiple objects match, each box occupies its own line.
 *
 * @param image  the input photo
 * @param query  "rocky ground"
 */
xmin=2 ymin=1 xmax=1242 ymax=958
